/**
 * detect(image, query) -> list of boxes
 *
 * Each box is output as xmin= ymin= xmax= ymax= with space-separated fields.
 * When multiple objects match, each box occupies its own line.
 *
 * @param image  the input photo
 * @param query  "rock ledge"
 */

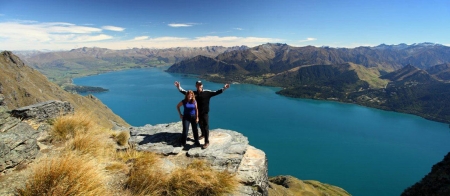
xmin=129 ymin=122 xmax=268 ymax=196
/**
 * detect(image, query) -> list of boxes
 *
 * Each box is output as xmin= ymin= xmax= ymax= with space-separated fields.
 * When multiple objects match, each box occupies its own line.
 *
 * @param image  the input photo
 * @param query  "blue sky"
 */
xmin=0 ymin=0 xmax=449 ymax=50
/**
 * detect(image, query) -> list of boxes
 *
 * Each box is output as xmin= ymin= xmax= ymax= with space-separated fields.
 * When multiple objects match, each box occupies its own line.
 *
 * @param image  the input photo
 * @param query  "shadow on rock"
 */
xmin=138 ymin=132 xmax=182 ymax=147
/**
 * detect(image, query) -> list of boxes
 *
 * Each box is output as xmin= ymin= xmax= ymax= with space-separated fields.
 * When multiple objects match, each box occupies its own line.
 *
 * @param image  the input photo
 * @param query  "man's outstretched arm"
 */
xmin=209 ymin=83 xmax=230 ymax=97
xmin=174 ymin=81 xmax=187 ymax=95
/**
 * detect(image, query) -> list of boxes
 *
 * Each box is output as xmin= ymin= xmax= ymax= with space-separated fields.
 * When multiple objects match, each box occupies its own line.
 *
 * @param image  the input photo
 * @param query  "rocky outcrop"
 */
xmin=0 ymin=99 xmax=74 ymax=173
xmin=402 ymin=152 xmax=450 ymax=196
xmin=0 ymin=102 xmax=37 ymax=173
xmin=0 ymin=120 xmax=39 ymax=173
xmin=130 ymin=122 xmax=269 ymax=196
xmin=129 ymin=122 xmax=352 ymax=196
xmin=11 ymin=100 xmax=73 ymax=122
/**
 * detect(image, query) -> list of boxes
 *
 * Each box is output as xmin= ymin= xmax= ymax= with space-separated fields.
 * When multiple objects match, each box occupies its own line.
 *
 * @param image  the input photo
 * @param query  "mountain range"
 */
xmin=14 ymin=46 xmax=248 ymax=85
xmin=167 ymin=43 xmax=450 ymax=123
xmin=168 ymin=42 xmax=450 ymax=75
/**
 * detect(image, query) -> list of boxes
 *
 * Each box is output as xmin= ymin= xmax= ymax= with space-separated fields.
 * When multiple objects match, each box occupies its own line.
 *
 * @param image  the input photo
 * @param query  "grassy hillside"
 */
xmin=0 ymin=51 xmax=128 ymax=128
xmin=346 ymin=62 xmax=389 ymax=88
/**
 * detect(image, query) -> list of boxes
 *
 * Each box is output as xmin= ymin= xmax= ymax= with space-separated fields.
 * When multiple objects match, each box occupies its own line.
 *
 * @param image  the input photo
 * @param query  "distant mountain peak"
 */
xmin=374 ymin=43 xmax=409 ymax=50
xmin=412 ymin=42 xmax=441 ymax=46
xmin=260 ymin=43 xmax=288 ymax=46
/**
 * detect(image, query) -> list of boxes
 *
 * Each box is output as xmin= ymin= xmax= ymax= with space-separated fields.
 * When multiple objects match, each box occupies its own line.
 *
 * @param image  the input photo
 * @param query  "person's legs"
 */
xmin=203 ymin=113 xmax=209 ymax=143
xmin=181 ymin=117 xmax=190 ymax=146
xmin=199 ymin=116 xmax=205 ymax=139
xmin=190 ymin=115 xmax=200 ymax=146
xmin=201 ymin=113 xmax=210 ymax=148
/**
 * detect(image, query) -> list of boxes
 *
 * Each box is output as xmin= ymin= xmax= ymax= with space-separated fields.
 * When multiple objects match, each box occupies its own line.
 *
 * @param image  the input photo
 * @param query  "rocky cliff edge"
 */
xmin=129 ymin=122 xmax=351 ymax=196
xmin=130 ymin=123 xmax=269 ymax=195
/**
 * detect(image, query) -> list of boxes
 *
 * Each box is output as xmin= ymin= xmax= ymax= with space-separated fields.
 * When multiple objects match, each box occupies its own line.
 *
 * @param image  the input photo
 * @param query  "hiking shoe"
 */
xmin=202 ymin=143 xmax=209 ymax=149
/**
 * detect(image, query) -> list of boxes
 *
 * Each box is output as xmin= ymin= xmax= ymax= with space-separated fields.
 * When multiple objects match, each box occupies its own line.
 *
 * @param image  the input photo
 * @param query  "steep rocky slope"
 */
xmin=0 ymin=51 xmax=128 ymax=128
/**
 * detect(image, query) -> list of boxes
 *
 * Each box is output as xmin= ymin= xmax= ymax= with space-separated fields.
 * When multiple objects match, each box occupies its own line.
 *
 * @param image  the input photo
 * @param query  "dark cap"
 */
xmin=196 ymin=81 xmax=202 ymax=85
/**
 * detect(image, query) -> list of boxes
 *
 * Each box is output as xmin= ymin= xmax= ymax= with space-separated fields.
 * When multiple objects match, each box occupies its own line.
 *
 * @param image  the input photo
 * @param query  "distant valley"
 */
xmin=14 ymin=46 xmax=248 ymax=86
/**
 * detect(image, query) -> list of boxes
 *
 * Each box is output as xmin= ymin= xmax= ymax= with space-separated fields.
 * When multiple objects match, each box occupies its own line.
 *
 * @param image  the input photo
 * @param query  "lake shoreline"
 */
xmin=177 ymin=69 xmax=450 ymax=125
xmin=70 ymin=66 xmax=450 ymax=125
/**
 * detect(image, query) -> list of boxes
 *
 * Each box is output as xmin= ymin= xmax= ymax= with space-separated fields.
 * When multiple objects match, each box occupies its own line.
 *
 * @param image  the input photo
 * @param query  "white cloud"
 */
xmin=233 ymin=28 xmax=243 ymax=31
xmin=133 ymin=36 xmax=149 ymax=41
xmin=48 ymin=23 xmax=102 ymax=34
xmin=102 ymin=25 xmax=125 ymax=31
xmin=298 ymin=37 xmax=317 ymax=42
xmin=76 ymin=36 xmax=281 ymax=50
xmin=194 ymin=36 xmax=239 ymax=42
xmin=150 ymin=37 xmax=188 ymax=42
xmin=65 ymin=34 xmax=113 ymax=42
xmin=168 ymin=23 xmax=193 ymax=27
xmin=193 ymin=36 xmax=281 ymax=43
xmin=0 ymin=21 xmax=119 ymax=50
xmin=0 ymin=22 xmax=102 ymax=40
xmin=0 ymin=21 xmax=285 ymax=50
xmin=2 ymin=34 xmax=284 ymax=50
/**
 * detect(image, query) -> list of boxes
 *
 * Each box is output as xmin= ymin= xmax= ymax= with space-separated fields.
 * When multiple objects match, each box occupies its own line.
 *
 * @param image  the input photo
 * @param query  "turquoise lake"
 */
xmin=74 ymin=67 xmax=450 ymax=196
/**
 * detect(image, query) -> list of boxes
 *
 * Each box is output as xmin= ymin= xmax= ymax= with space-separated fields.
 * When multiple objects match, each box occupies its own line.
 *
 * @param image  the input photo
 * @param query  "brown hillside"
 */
xmin=0 ymin=51 xmax=128 ymax=128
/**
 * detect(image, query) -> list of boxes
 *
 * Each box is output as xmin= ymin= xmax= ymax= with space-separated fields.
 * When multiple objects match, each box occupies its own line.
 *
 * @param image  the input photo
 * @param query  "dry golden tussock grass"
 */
xmin=51 ymin=111 xmax=97 ymax=141
xmin=63 ymin=131 xmax=115 ymax=159
xmin=165 ymin=159 xmax=238 ymax=196
xmin=53 ymin=112 xmax=115 ymax=159
xmin=125 ymin=152 xmax=166 ymax=195
xmin=125 ymin=157 xmax=238 ymax=196
xmin=115 ymin=146 xmax=143 ymax=162
xmin=114 ymin=130 xmax=131 ymax=146
xmin=16 ymin=152 xmax=109 ymax=196
xmin=105 ymin=161 xmax=129 ymax=173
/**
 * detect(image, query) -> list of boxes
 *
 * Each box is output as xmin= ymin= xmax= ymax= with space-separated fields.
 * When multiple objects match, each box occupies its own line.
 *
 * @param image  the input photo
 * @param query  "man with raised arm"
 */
xmin=174 ymin=80 xmax=230 ymax=149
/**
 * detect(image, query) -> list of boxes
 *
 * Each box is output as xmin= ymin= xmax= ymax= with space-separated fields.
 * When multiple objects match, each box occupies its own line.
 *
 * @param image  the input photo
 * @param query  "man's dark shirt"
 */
xmin=178 ymin=87 xmax=223 ymax=114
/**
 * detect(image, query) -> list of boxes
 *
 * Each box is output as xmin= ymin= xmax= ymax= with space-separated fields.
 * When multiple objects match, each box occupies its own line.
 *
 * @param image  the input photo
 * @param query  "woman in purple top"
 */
xmin=176 ymin=90 xmax=200 ymax=147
